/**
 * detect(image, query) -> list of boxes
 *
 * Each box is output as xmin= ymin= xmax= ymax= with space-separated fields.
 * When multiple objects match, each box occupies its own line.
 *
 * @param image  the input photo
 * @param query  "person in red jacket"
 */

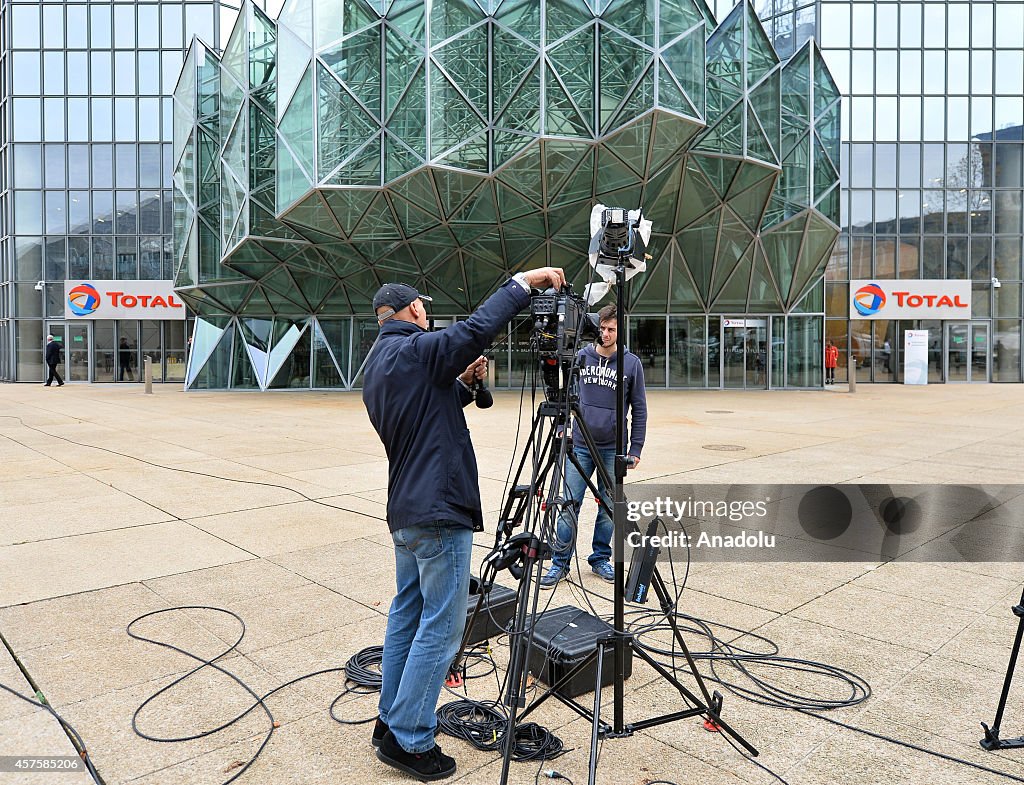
xmin=825 ymin=340 xmax=839 ymax=385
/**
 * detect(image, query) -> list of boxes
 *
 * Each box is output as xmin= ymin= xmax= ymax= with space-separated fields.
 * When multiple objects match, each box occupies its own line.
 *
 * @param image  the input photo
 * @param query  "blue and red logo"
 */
xmin=68 ymin=283 xmax=101 ymax=316
xmin=853 ymin=283 xmax=886 ymax=316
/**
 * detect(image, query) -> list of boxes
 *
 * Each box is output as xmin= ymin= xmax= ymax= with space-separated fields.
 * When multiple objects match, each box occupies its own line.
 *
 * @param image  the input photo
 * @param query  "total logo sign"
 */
xmin=849 ymin=280 xmax=971 ymax=320
xmin=64 ymin=280 xmax=186 ymax=320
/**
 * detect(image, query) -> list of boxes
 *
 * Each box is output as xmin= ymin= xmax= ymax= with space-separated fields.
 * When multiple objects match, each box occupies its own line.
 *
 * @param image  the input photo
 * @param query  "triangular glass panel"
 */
xmin=603 ymin=0 xmax=654 ymax=47
xmin=384 ymin=32 xmax=424 ymax=120
xmin=187 ymin=322 xmax=235 ymax=389
xmin=543 ymin=141 xmax=591 ymax=203
xmin=463 ymin=235 xmax=506 ymax=267
xmin=678 ymin=162 xmax=721 ymax=228
xmin=495 ymin=143 xmax=543 ymax=204
xmin=497 ymin=181 xmax=540 ymax=219
xmin=669 ymin=239 xmax=703 ymax=309
xmin=657 ymin=69 xmax=699 ymax=121
xmin=710 ymin=245 xmax=753 ymax=313
xmin=438 ymin=131 xmax=489 ymax=173
xmin=662 ymin=28 xmax=704 ymax=119
xmin=429 ymin=64 xmax=486 ymax=159
xmin=239 ymin=317 xmax=274 ymax=380
xmin=726 ymin=160 xmax=776 ymax=199
xmin=780 ymin=41 xmax=811 ymax=123
xmin=546 ymin=200 xmax=593 ymax=247
xmin=595 ymin=147 xmax=642 ymax=194
xmin=287 ymin=192 xmax=344 ymax=238
xmin=727 ymin=173 xmax=776 ymax=232
xmin=231 ymin=323 xmax=262 ymax=389
xmin=236 ymin=286 xmax=272 ymax=315
xmin=375 ymin=244 xmax=422 ymax=276
xmin=705 ymin=5 xmax=744 ymax=119
xmin=694 ymin=101 xmax=744 ymax=156
xmin=693 ymin=153 xmax=741 ymax=199
xmin=321 ymin=190 xmax=371 ymax=235
xmin=748 ymin=246 xmax=783 ymax=311
xmin=464 ymin=258 xmax=509 ymax=307
xmin=203 ymin=282 xmax=255 ymax=311
xmin=391 ymin=170 xmax=440 ymax=216
xmin=604 ymin=117 xmax=652 ymax=177
xmin=263 ymin=318 xmax=309 ymax=384
xmin=493 ymin=27 xmax=540 ymax=119
xmin=711 ymin=208 xmax=754 ymax=296
xmin=746 ymin=107 xmax=777 ymax=165
xmin=493 ymin=130 xmax=534 ymax=168
xmin=641 ymin=161 xmax=682 ymax=228
xmin=261 ymin=266 xmax=311 ymax=310
xmin=814 ymin=184 xmax=840 ymax=226
xmin=548 ymin=28 xmax=596 ymax=131
xmin=316 ymin=0 xmax=377 ymax=52
xmin=788 ymin=211 xmax=838 ymax=307
xmin=546 ymin=0 xmax=593 ymax=42
xmin=607 ymin=66 xmax=655 ymax=135
xmin=676 ymin=207 xmax=721 ymax=302
xmin=496 ymin=0 xmax=541 ymax=44
xmin=277 ymin=136 xmax=314 ymax=216
xmin=760 ymin=213 xmax=808 ymax=302
xmin=815 ymin=103 xmax=840 ymax=170
xmin=185 ymin=315 xmax=229 ymax=387
xmin=433 ymin=168 xmax=485 ymax=219
xmin=498 ymin=64 xmax=541 ymax=134
xmin=313 ymin=318 xmax=350 ymax=386
xmin=315 ymin=284 xmax=353 ymax=315
xmin=659 ymin=0 xmax=703 ymax=47
xmin=749 ymin=69 xmax=781 ymax=162
xmin=351 ymin=193 xmax=401 ymax=240
xmin=545 ymin=67 xmax=591 ymax=137
xmin=388 ymin=64 xmax=427 ymax=157
xmin=780 ymin=134 xmax=811 ymax=208
xmin=385 ymin=134 xmax=425 ymax=183
xmin=631 ymin=250 xmax=669 ymax=311
xmin=428 ymin=0 xmax=483 ymax=46
xmin=267 ymin=324 xmax=312 ymax=389
xmin=597 ymin=30 xmax=648 ymax=132
xmin=276 ymin=25 xmax=312 ymax=123
xmin=325 ymin=133 xmax=382 ymax=186
xmin=649 ymin=112 xmax=701 ymax=173
xmin=434 ymin=24 xmax=488 ymax=117
xmin=387 ymin=0 xmax=426 ymax=40
xmin=813 ymin=46 xmax=841 ymax=118
xmin=790 ymin=278 xmax=824 ymax=314
xmin=410 ymin=226 xmax=459 ymax=270
xmin=317 ymin=66 xmax=379 ymax=181
xmin=813 ymin=135 xmax=839 ymax=203
xmin=550 ymin=148 xmax=595 ymax=207
xmin=391 ymin=193 xmax=439 ymax=235
xmin=291 ymin=269 xmax=337 ymax=311
xmin=744 ymin=3 xmax=778 ymax=89
xmin=452 ymin=182 xmax=498 ymax=223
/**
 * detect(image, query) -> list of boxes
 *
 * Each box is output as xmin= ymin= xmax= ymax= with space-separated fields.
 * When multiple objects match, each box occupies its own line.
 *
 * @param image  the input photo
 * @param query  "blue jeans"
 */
xmin=379 ymin=522 xmax=472 ymax=753
xmin=551 ymin=447 xmax=615 ymax=572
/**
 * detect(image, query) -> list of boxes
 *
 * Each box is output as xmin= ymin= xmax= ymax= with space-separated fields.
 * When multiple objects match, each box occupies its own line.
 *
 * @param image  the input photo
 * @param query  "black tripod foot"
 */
xmin=981 ymin=722 xmax=1024 ymax=751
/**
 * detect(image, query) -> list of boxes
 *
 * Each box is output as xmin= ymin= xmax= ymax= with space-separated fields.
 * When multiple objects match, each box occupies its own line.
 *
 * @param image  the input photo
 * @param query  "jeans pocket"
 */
xmin=396 ymin=523 xmax=445 ymax=560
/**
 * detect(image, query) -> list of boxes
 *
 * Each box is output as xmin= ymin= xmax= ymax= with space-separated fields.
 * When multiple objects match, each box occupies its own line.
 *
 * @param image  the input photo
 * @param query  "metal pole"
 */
xmin=848 ymin=355 xmax=856 ymax=393
xmin=144 ymin=355 xmax=152 ymax=394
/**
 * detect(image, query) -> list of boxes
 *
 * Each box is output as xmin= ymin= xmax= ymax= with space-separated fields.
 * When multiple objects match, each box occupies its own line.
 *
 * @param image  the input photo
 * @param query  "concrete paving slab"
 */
xmin=266 ymin=537 xmax=394 ymax=584
xmin=0 ymin=709 xmax=95 ymax=785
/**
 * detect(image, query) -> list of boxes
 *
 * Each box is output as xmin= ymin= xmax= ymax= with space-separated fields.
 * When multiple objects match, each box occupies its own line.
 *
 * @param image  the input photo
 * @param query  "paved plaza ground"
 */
xmin=2 ymin=380 xmax=1024 ymax=785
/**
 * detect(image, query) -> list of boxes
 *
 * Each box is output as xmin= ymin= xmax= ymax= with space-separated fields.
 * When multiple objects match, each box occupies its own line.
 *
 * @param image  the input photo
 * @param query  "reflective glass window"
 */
xmin=900 ymin=2 xmax=921 ymax=48
xmin=947 ymin=52 xmax=969 ymax=95
xmin=67 ymin=6 xmax=89 ymax=49
xmin=876 ymin=5 xmax=897 ymax=48
xmin=850 ymin=51 xmax=873 ymax=94
xmin=44 ymin=98 xmax=65 ymax=142
xmin=69 ymin=192 xmax=90 ymax=235
xmin=875 ymin=97 xmax=897 ymax=140
xmin=850 ymin=97 xmax=873 ymax=140
xmin=994 ymin=145 xmax=1024 ymax=189
xmin=185 ymin=6 xmax=216 ymax=46
xmin=67 ymin=99 xmax=89 ymax=143
xmin=13 ymin=146 xmax=42 ymax=189
xmin=45 ymin=238 xmax=66 ymax=281
xmin=44 ymin=145 xmax=65 ymax=188
xmin=899 ymin=50 xmax=920 ymax=95
xmin=849 ymin=144 xmax=872 ymax=188
xmin=819 ymin=4 xmax=849 ymax=48
xmin=91 ymin=52 xmax=112 ymax=95
xmin=922 ymin=191 xmax=944 ymax=233
xmin=13 ymin=98 xmax=42 ymax=141
xmin=995 ymin=237 xmax=1023 ymax=280
xmin=13 ymin=52 xmax=41 ymax=96
xmin=92 ymin=146 xmax=113 ymax=188
xmin=139 ymin=193 xmax=161 ymax=233
xmin=851 ymin=3 xmax=874 ymax=47
xmin=116 ymin=193 xmax=138 ymax=234
xmin=15 ymin=192 xmax=44 ymax=235
xmin=996 ymin=52 xmax=1024 ymax=94
xmin=69 ymin=145 xmax=93 ymax=188
xmin=972 ymin=97 xmax=993 ymax=138
xmin=114 ymin=7 xmax=136 ymax=48
xmin=875 ymin=144 xmax=896 ymax=188
xmin=140 ymin=98 xmax=162 ymax=142
xmin=898 ymin=190 xmax=920 ymax=224
xmin=850 ymin=191 xmax=872 ymax=232
xmin=117 ymin=237 xmax=139 ymax=279
xmin=899 ymin=144 xmax=921 ymax=187
xmin=115 ymin=98 xmax=136 ymax=141
xmin=115 ymin=52 xmax=137 ymax=95
xmin=922 ymin=51 xmax=944 ymax=95
xmin=876 ymin=51 xmax=897 ymax=95
xmin=92 ymin=98 xmax=113 ymax=142
xmin=66 ymin=53 xmax=89 ymax=96
xmin=921 ymin=98 xmax=944 ymax=142
xmin=994 ymin=98 xmax=1024 ymax=136
xmin=875 ymin=191 xmax=897 ymax=226
xmin=139 ymin=52 xmax=161 ymax=95
xmin=93 ymin=191 xmax=114 ymax=234
xmin=899 ymin=96 xmax=921 ymax=141
xmin=91 ymin=5 xmax=112 ymax=49
xmin=12 ymin=6 xmax=41 ymax=50
xmin=947 ymin=97 xmax=969 ymax=141
xmin=973 ymin=51 xmax=994 ymax=95
xmin=973 ymin=3 xmax=994 ymax=49
xmin=42 ymin=5 xmax=64 ymax=49
xmin=161 ymin=5 xmax=184 ymax=49
xmin=138 ymin=6 xmax=160 ymax=48
xmin=43 ymin=52 xmax=65 ymax=94
xmin=93 ymin=238 xmax=114 ymax=278
xmin=138 ymin=145 xmax=162 ymax=188
xmin=162 ymin=52 xmax=184 ymax=93
xmin=996 ymin=4 xmax=1024 ymax=48
xmin=115 ymin=145 xmax=137 ymax=188
xmin=15 ymin=238 xmax=43 ymax=281
xmin=947 ymin=4 xmax=970 ymax=48
xmin=923 ymin=4 xmax=945 ymax=48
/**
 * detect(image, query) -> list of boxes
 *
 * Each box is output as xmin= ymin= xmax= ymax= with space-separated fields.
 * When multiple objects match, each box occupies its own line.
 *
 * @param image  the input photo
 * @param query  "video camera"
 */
xmin=530 ymin=285 xmax=599 ymax=400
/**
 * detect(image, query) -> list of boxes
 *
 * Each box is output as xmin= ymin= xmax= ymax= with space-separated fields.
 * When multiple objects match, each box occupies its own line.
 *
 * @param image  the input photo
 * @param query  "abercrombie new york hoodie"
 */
xmin=571 ymin=343 xmax=648 ymax=457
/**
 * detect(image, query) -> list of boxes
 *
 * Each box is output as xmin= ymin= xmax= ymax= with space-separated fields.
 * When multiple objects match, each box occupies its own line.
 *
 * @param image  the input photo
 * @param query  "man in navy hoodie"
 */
xmin=541 ymin=302 xmax=647 ymax=587
xmin=363 ymin=266 xmax=565 ymax=782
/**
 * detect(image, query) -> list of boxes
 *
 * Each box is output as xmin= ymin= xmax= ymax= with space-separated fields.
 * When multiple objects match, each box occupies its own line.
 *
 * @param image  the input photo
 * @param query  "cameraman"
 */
xmin=541 ymin=303 xmax=647 ymax=587
xmin=362 ymin=266 xmax=565 ymax=782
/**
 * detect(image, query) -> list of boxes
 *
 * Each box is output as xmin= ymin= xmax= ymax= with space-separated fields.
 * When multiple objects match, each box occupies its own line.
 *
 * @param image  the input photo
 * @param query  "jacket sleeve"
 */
xmin=456 ymin=379 xmax=474 ymax=407
xmin=414 ymin=279 xmax=530 ymax=386
xmin=627 ymin=357 xmax=648 ymax=457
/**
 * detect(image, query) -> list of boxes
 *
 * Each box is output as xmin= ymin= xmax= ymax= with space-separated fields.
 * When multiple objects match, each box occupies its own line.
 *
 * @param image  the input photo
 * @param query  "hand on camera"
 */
xmin=521 ymin=267 xmax=566 ymax=291
xmin=627 ymin=455 xmax=640 ymax=470
xmin=460 ymin=356 xmax=487 ymax=386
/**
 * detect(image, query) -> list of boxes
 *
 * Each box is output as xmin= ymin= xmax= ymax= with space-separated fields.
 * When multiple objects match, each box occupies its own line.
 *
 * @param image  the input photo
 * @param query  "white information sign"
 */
xmin=903 ymin=330 xmax=929 ymax=385
xmin=65 ymin=280 xmax=186 ymax=320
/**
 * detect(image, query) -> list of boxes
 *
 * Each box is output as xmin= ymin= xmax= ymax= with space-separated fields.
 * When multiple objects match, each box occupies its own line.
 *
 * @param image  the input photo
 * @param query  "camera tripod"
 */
xmin=484 ymin=261 xmax=756 ymax=785
xmin=981 ymin=585 xmax=1024 ymax=751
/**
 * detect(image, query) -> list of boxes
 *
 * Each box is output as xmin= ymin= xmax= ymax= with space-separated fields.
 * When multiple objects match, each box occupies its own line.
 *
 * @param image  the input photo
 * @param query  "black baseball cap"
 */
xmin=372 ymin=283 xmax=432 ymax=322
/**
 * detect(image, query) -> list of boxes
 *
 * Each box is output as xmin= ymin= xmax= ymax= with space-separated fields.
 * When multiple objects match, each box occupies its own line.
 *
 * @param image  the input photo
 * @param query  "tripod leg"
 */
xmin=588 ymin=641 xmax=607 ymax=785
xmin=982 ymin=586 xmax=1024 ymax=750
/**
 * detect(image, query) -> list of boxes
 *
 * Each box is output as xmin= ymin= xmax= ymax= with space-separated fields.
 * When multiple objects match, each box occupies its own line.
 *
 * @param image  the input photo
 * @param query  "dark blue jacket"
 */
xmin=571 ymin=343 xmax=647 ymax=456
xmin=362 ymin=279 xmax=530 ymax=533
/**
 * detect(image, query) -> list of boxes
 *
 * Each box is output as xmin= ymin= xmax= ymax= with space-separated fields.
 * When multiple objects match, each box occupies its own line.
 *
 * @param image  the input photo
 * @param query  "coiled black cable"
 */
xmin=436 ymin=698 xmax=565 ymax=762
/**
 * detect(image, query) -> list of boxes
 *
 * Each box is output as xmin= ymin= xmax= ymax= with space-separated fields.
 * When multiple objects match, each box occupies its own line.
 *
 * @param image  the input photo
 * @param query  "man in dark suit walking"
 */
xmin=44 ymin=335 xmax=64 ymax=387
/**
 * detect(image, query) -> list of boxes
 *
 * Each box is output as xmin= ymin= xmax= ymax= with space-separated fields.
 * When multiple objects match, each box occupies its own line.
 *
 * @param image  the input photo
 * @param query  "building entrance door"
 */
xmin=722 ymin=318 xmax=768 ymax=389
xmin=945 ymin=322 xmax=989 ymax=382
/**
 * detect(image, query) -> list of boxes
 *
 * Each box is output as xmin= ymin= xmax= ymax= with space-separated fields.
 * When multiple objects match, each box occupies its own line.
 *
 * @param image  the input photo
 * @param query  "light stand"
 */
xmin=981 ymin=586 xmax=1024 ymax=751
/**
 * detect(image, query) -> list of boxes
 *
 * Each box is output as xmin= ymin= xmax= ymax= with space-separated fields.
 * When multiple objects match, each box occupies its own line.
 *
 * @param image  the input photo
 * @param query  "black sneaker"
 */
xmin=376 ymin=730 xmax=456 ymax=781
xmin=371 ymin=717 xmax=389 ymax=748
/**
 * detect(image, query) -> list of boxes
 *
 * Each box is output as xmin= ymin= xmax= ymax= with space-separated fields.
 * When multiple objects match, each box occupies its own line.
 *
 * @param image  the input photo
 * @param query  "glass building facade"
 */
xmin=173 ymin=0 xmax=841 ymax=391
xmin=0 ymin=0 xmax=255 ymax=382
xmin=780 ymin=0 xmax=1023 ymax=384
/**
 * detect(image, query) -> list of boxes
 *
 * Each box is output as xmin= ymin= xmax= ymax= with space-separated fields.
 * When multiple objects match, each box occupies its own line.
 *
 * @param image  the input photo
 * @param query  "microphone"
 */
xmin=473 ymin=378 xmax=493 ymax=409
